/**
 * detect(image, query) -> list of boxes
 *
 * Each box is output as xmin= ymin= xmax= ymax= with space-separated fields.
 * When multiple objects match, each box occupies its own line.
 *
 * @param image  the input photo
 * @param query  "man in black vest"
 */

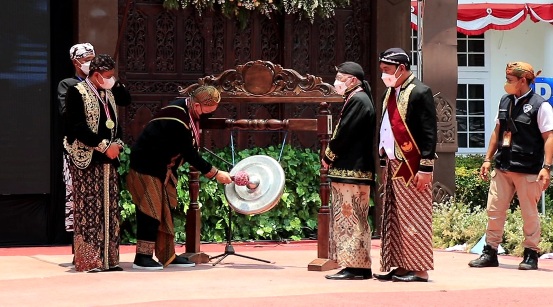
xmin=469 ymin=62 xmax=553 ymax=270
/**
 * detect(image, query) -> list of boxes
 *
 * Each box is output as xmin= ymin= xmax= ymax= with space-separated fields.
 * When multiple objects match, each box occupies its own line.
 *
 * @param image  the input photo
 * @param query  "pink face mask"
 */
xmin=334 ymin=79 xmax=348 ymax=95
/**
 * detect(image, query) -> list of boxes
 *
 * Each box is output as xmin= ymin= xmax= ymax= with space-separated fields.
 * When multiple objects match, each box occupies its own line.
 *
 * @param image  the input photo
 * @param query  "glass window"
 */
xmin=457 ymin=34 xmax=485 ymax=67
xmin=457 ymin=84 xmax=486 ymax=149
xmin=411 ymin=31 xmax=488 ymax=153
xmin=411 ymin=29 xmax=418 ymax=66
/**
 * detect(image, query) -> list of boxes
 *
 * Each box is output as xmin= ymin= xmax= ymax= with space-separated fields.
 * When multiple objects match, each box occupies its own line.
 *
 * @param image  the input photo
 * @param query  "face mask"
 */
xmin=381 ymin=66 xmax=402 ymax=88
xmin=334 ymin=79 xmax=348 ymax=95
xmin=99 ymin=75 xmax=115 ymax=90
xmin=80 ymin=61 xmax=91 ymax=75
xmin=504 ymin=80 xmax=519 ymax=95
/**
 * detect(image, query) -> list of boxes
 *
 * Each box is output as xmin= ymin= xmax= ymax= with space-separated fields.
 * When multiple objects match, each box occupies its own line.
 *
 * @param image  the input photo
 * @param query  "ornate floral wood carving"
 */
xmin=344 ymin=16 xmax=361 ymax=62
xmin=292 ymin=18 xmax=311 ymax=75
xmin=319 ymin=19 xmax=336 ymax=74
xmin=434 ymin=93 xmax=457 ymax=151
xmin=211 ymin=14 xmax=225 ymax=73
xmin=181 ymin=60 xmax=337 ymax=99
xmin=119 ymin=4 xmax=366 ymax=146
xmin=261 ymin=18 xmax=280 ymax=64
xmin=432 ymin=181 xmax=454 ymax=204
xmin=233 ymin=20 xmax=252 ymax=66
xmin=126 ymin=6 xmax=146 ymax=72
xmin=183 ymin=16 xmax=204 ymax=71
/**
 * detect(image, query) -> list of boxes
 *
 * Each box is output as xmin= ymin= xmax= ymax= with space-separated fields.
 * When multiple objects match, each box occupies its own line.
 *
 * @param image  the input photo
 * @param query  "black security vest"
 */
xmin=495 ymin=91 xmax=545 ymax=174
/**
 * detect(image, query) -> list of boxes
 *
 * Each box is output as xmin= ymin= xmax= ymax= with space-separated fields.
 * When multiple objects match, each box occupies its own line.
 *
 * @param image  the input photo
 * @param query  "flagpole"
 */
xmin=417 ymin=0 xmax=423 ymax=81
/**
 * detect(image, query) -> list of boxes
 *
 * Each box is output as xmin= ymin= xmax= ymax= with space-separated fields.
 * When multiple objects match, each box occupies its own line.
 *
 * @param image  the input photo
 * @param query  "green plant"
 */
xmin=432 ymin=201 xmax=487 ymax=249
xmin=454 ymin=166 xmax=490 ymax=211
xmin=117 ymin=144 xmax=322 ymax=244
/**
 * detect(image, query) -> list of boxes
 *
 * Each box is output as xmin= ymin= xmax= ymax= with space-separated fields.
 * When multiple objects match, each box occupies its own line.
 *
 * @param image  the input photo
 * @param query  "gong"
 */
xmin=224 ymin=155 xmax=285 ymax=215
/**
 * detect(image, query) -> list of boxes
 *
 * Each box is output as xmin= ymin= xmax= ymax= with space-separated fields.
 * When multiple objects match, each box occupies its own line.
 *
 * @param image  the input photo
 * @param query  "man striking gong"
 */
xmin=127 ymin=86 xmax=232 ymax=270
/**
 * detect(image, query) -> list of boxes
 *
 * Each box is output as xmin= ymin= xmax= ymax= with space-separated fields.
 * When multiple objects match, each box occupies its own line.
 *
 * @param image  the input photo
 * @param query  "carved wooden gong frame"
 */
xmin=180 ymin=60 xmax=342 ymax=271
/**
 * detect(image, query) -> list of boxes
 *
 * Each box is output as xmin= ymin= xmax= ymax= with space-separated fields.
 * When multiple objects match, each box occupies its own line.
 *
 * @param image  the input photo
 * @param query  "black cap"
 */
xmin=89 ymin=54 xmax=116 ymax=72
xmin=379 ymin=48 xmax=410 ymax=66
xmin=336 ymin=61 xmax=365 ymax=80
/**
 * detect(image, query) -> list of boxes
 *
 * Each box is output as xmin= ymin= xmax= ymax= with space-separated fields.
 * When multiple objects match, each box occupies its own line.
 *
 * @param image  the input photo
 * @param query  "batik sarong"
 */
xmin=380 ymin=159 xmax=433 ymax=272
xmin=63 ymin=153 xmax=74 ymax=232
xmin=126 ymin=169 xmax=178 ymax=266
xmin=70 ymin=162 xmax=120 ymax=272
xmin=329 ymin=182 xmax=372 ymax=269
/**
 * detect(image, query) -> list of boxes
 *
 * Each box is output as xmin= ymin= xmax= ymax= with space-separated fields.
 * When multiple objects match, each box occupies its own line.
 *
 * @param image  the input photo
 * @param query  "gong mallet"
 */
xmin=231 ymin=171 xmax=260 ymax=190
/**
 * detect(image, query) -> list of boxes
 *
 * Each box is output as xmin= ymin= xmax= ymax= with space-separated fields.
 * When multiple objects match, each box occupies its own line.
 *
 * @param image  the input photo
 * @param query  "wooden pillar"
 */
xmin=308 ymin=102 xmax=339 ymax=271
xmin=420 ymin=0 xmax=458 ymax=201
xmin=370 ymin=0 xmax=411 ymax=235
xmin=183 ymin=166 xmax=209 ymax=263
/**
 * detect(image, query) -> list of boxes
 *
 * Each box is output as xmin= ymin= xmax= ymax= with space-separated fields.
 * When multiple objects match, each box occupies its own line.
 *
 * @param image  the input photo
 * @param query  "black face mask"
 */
xmin=199 ymin=113 xmax=214 ymax=120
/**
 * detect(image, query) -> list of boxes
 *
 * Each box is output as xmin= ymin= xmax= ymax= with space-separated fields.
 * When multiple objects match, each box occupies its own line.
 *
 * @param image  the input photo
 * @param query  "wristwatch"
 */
xmin=543 ymin=164 xmax=552 ymax=171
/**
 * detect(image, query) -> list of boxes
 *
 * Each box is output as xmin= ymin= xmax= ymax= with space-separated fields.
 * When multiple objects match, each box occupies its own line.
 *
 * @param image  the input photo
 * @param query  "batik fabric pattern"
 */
xmin=126 ymin=169 xmax=178 ymax=266
xmin=380 ymin=159 xmax=433 ymax=272
xmin=329 ymin=182 xmax=372 ymax=269
xmin=70 ymin=162 xmax=120 ymax=272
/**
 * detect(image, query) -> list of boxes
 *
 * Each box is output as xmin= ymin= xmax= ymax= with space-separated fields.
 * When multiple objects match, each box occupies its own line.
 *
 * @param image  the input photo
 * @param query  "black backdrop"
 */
xmin=0 ymin=0 xmax=74 ymax=246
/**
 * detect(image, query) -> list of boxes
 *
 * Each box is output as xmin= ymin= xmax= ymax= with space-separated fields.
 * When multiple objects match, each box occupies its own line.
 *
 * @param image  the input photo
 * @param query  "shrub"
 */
xmin=117 ymin=145 xmax=321 ymax=244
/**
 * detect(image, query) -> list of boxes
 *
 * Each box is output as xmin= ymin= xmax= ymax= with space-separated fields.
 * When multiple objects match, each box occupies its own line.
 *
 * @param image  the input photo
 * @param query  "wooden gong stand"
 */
xmin=180 ymin=60 xmax=341 ymax=271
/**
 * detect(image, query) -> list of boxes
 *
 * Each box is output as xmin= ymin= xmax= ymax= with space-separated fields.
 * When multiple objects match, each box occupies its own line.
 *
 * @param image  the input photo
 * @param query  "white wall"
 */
xmin=486 ymin=18 xmax=551 ymax=141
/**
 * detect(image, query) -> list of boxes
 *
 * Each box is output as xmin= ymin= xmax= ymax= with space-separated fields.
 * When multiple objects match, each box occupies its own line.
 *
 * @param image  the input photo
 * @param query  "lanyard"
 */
xmin=339 ymin=86 xmax=363 ymax=117
xmin=85 ymin=78 xmax=112 ymax=122
xmin=187 ymin=98 xmax=200 ymax=147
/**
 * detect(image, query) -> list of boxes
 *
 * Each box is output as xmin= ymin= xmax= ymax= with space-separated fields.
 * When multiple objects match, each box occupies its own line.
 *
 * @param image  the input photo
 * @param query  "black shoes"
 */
xmin=373 ymin=269 xmax=428 ymax=282
xmin=168 ymin=255 xmax=196 ymax=268
xmin=468 ymin=244 xmax=499 ymax=268
xmin=325 ymin=268 xmax=372 ymax=280
xmin=519 ymin=248 xmax=539 ymax=270
xmin=373 ymin=268 xmax=398 ymax=281
xmin=133 ymin=254 xmax=163 ymax=270
xmin=391 ymin=271 xmax=428 ymax=282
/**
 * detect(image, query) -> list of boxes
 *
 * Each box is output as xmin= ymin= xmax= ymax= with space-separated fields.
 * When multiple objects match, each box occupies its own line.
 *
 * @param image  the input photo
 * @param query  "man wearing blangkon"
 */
xmin=469 ymin=62 xmax=553 ymax=270
xmin=127 ymin=85 xmax=232 ymax=270
xmin=373 ymin=48 xmax=437 ymax=283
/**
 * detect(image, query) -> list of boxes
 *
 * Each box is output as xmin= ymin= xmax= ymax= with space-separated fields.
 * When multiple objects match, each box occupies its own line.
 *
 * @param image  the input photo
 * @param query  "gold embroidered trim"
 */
xmin=420 ymin=159 xmax=434 ymax=167
xmin=114 ymin=138 xmax=125 ymax=147
xmin=103 ymin=163 xmax=110 ymax=270
xmin=328 ymin=168 xmax=374 ymax=181
xmin=150 ymin=117 xmax=190 ymax=129
xmin=95 ymin=139 xmax=110 ymax=153
xmin=325 ymin=147 xmax=337 ymax=162
xmin=136 ymin=240 xmax=155 ymax=255
xmin=64 ymin=83 xmax=119 ymax=169
xmin=381 ymin=75 xmax=422 ymax=161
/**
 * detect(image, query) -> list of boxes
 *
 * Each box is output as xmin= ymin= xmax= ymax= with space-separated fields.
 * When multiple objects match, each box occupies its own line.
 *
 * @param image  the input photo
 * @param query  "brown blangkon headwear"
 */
xmin=191 ymin=86 xmax=221 ymax=107
xmin=506 ymin=62 xmax=541 ymax=82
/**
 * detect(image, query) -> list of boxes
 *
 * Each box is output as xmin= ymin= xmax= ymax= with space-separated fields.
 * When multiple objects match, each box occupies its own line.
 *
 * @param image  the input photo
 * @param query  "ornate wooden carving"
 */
xmin=125 ymin=5 xmax=146 ymax=72
xmin=180 ymin=60 xmax=337 ymax=100
xmin=183 ymin=16 xmax=204 ymax=72
xmin=180 ymin=61 xmax=341 ymax=269
xmin=432 ymin=181 xmax=455 ymax=204
xmin=117 ymin=2 xmax=372 ymax=262
xmin=155 ymin=10 xmax=176 ymax=72
xmin=435 ymin=94 xmax=457 ymax=151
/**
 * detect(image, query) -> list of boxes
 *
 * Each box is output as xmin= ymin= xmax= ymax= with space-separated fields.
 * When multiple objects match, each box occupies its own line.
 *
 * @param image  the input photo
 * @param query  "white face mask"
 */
xmin=334 ymin=79 xmax=348 ymax=95
xmin=381 ymin=66 xmax=402 ymax=88
xmin=99 ymin=75 xmax=116 ymax=90
xmin=80 ymin=61 xmax=91 ymax=75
